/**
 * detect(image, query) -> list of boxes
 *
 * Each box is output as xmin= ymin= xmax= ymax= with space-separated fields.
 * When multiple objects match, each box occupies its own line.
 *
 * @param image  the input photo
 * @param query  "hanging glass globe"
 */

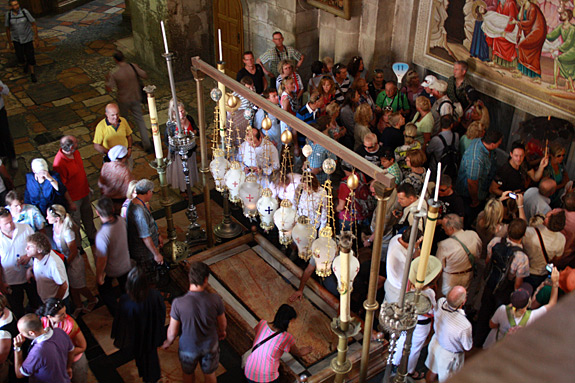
xmin=238 ymin=174 xmax=261 ymax=218
xmin=291 ymin=216 xmax=316 ymax=261
xmin=257 ymin=188 xmax=278 ymax=231
xmin=209 ymin=149 xmax=229 ymax=192
xmin=311 ymin=226 xmax=337 ymax=277
xmin=332 ymin=251 xmax=361 ymax=294
xmin=224 ymin=161 xmax=246 ymax=203
xmin=210 ymin=88 xmax=223 ymax=102
xmin=273 ymin=199 xmax=297 ymax=246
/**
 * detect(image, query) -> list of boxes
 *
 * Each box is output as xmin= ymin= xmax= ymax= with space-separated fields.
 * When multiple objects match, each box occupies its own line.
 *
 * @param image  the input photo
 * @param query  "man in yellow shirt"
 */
xmin=93 ymin=103 xmax=133 ymax=160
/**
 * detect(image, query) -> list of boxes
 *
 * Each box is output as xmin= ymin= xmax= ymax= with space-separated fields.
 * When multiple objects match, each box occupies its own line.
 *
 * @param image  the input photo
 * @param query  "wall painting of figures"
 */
xmin=413 ymin=0 xmax=575 ymax=120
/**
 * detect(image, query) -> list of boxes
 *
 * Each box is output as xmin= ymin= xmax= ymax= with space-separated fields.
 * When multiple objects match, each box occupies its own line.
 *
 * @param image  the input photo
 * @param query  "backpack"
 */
xmin=438 ymin=133 xmax=459 ymax=180
xmin=485 ymin=237 xmax=522 ymax=294
xmin=438 ymin=99 xmax=461 ymax=121
xmin=7 ymin=8 xmax=33 ymax=24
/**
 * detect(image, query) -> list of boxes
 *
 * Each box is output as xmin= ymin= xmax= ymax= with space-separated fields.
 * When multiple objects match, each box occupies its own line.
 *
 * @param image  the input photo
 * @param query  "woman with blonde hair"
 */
xmin=353 ymin=103 xmax=373 ymax=150
xmin=165 ymin=99 xmax=199 ymax=194
xmin=47 ymin=204 xmax=98 ymax=317
xmin=395 ymin=123 xmax=422 ymax=172
xmin=276 ymin=60 xmax=303 ymax=102
xmin=325 ymin=102 xmax=346 ymax=141
xmin=121 ymin=180 xmax=138 ymax=218
xmin=475 ymin=198 xmax=507 ymax=259
xmin=411 ymin=96 xmax=434 ymax=146
xmin=460 ymin=121 xmax=486 ymax=155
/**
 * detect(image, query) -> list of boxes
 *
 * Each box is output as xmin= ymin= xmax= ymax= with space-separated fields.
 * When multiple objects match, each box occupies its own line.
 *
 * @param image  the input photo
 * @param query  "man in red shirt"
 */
xmin=52 ymin=136 xmax=96 ymax=244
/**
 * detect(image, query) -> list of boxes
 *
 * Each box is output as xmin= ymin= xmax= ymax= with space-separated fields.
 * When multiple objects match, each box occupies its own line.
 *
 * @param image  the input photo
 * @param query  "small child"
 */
xmin=380 ymin=149 xmax=402 ymax=186
xmin=5 ymin=190 xmax=46 ymax=232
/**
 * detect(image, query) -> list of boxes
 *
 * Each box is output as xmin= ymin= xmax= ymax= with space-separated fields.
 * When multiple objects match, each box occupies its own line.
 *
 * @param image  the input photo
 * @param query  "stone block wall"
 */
xmin=131 ymin=0 xmax=213 ymax=80
xmin=243 ymin=0 xmax=319 ymax=81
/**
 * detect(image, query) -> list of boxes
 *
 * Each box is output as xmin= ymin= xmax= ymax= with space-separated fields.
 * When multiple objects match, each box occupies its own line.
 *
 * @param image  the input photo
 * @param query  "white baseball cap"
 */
xmin=421 ymin=75 xmax=437 ymax=88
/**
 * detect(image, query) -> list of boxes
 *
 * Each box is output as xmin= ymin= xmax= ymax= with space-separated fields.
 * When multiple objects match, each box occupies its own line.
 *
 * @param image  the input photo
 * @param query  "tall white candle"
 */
xmin=417 ymin=169 xmax=431 ymax=211
xmin=434 ymin=162 xmax=441 ymax=202
xmin=145 ymin=89 xmax=164 ymax=160
xmin=218 ymin=29 xmax=223 ymax=62
xmin=160 ymin=21 xmax=169 ymax=54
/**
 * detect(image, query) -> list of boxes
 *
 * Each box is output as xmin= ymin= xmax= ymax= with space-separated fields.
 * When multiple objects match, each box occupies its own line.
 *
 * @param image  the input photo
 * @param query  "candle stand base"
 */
xmin=214 ymin=189 xmax=243 ymax=240
xmin=162 ymin=239 xmax=189 ymax=263
xmin=330 ymin=317 xmax=361 ymax=382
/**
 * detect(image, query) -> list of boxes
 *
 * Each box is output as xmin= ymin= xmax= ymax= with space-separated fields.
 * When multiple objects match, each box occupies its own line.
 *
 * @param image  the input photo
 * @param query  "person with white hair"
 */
xmin=24 ymin=158 xmax=71 ymax=217
xmin=425 ymin=286 xmax=473 ymax=383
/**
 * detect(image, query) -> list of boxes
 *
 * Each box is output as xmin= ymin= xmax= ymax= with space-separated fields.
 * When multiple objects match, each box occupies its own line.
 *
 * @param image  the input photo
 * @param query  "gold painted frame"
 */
xmin=308 ymin=0 xmax=351 ymax=20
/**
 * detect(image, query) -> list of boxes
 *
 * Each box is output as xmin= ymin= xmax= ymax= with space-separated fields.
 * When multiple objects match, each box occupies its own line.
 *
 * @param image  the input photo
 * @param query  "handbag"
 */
xmin=241 ymin=330 xmax=282 ymax=369
xmin=128 ymin=63 xmax=147 ymax=104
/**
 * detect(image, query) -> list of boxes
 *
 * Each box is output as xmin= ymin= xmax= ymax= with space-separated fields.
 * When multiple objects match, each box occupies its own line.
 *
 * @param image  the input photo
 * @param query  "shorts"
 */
xmin=13 ymin=41 xmax=36 ymax=66
xmin=179 ymin=346 xmax=220 ymax=375
xmin=67 ymin=254 xmax=87 ymax=289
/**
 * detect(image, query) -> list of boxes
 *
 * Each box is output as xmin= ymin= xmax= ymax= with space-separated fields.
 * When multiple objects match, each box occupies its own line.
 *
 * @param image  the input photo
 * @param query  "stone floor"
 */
xmin=1 ymin=0 xmax=234 ymax=382
xmin=0 ymin=0 xmax=218 ymax=207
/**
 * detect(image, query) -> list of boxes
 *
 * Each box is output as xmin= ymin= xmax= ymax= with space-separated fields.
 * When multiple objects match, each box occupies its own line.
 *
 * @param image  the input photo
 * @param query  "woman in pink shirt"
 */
xmin=37 ymin=298 xmax=88 ymax=383
xmin=244 ymin=304 xmax=312 ymax=383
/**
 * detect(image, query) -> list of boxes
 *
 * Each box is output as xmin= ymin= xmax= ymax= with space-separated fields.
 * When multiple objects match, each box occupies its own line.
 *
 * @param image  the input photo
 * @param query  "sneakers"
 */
xmin=31 ymin=73 xmax=37 ymax=83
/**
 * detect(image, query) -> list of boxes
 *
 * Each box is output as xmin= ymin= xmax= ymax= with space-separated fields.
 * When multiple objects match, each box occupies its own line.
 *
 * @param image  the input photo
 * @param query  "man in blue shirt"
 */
xmin=456 ymin=129 xmax=502 ymax=226
xmin=5 ymin=0 xmax=39 ymax=82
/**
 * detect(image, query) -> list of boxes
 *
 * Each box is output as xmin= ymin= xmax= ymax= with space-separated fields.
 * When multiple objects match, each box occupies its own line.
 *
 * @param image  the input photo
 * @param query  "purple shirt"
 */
xmin=21 ymin=327 xmax=74 ymax=383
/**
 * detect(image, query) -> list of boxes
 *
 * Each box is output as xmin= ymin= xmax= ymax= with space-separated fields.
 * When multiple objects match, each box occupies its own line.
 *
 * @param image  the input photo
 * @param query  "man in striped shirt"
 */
xmin=257 ymin=31 xmax=304 ymax=81
xmin=425 ymin=286 xmax=472 ymax=383
xmin=333 ymin=63 xmax=350 ymax=104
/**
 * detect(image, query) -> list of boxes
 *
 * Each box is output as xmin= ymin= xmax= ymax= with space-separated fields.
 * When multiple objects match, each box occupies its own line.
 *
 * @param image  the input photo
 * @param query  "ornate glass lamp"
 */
xmin=224 ymin=161 xmax=245 ymax=203
xmin=332 ymin=251 xmax=361 ymax=294
xmin=238 ymin=174 xmax=261 ymax=218
xmin=291 ymin=216 xmax=316 ymax=261
xmin=273 ymin=199 xmax=297 ymax=246
xmin=257 ymin=188 xmax=278 ymax=231
xmin=210 ymin=148 xmax=229 ymax=192
xmin=311 ymin=226 xmax=338 ymax=277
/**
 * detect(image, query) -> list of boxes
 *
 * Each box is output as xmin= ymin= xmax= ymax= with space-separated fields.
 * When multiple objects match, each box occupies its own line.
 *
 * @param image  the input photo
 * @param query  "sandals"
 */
xmin=409 ymin=371 xmax=425 ymax=380
xmin=83 ymin=297 xmax=99 ymax=313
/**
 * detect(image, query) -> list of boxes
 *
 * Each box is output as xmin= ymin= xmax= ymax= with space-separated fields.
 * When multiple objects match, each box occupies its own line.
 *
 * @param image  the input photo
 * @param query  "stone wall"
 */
xmin=242 ymin=0 xmax=319 ymax=81
xmin=317 ymin=0 xmax=412 ymax=81
xmin=131 ymin=0 xmax=213 ymax=80
xmin=130 ymin=0 xmax=169 ymax=76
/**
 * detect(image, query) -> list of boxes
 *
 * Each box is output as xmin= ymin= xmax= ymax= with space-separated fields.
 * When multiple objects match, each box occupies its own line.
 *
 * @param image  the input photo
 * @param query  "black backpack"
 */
xmin=485 ymin=237 xmax=522 ymax=294
xmin=438 ymin=133 xmax=459 ymax=180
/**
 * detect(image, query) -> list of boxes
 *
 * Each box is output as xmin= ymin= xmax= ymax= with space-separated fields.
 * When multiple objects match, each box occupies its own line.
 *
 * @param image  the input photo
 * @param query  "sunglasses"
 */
xmin=48 ymin=206 xmax=61 ymax=218
xmin=404 ymin=134 xmax=416 ymax=139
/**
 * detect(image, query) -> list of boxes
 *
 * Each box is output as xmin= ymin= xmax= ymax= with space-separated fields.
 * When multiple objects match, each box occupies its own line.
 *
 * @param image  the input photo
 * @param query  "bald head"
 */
xmin=447 ymin=286 xmax=467 ymax=308
xmin=539 ymin=177 xmax=557 ymax=198
xmin=60 ymin=135 xmax=77 ymax=154
xmin=18 ymin=313 xmax=43 ymax=335
xmin=105 ymin=103 xmax=120 ymax=126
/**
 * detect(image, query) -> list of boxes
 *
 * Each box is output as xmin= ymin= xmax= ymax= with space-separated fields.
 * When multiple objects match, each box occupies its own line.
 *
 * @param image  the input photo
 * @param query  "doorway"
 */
xmin=213 ymin=0 xmax=244 ymax=78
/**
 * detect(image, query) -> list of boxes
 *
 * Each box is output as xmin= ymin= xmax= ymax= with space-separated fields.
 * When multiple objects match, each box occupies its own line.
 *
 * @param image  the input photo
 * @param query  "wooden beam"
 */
xmin=191 ymin=57 xmax=395 ymax=187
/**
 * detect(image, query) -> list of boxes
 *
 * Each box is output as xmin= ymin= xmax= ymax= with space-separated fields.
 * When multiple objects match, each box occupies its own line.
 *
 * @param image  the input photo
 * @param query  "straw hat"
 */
xmin=409 ymin=256 xmax=442 ymax=287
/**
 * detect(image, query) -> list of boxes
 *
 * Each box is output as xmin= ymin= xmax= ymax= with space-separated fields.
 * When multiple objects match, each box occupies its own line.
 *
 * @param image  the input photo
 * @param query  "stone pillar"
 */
xmin=123 ymin=0 xmax=131 ymax=20
xmin=130 ymin=0 xmax=213 ymax=80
